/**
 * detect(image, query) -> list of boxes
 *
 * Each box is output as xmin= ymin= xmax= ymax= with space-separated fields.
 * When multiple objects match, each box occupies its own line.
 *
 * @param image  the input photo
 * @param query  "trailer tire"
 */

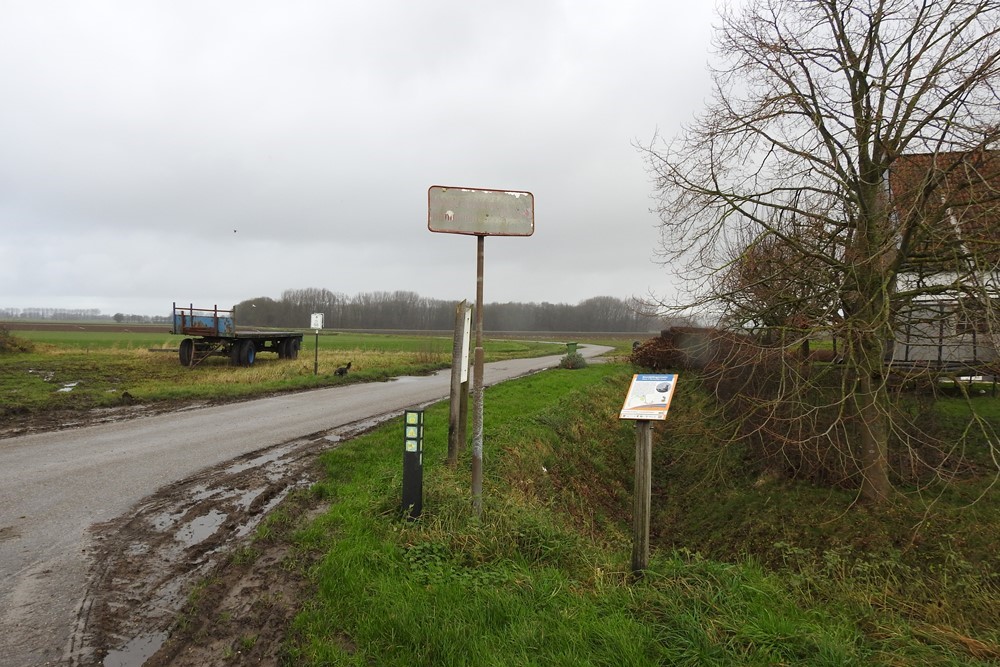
xmin=179 ymin=338 xmax=194 ymax=366
xmin=241 ymin=340 xmax=256 ymax=367
xmin=229 ymin=343 xmax=242 ymax=366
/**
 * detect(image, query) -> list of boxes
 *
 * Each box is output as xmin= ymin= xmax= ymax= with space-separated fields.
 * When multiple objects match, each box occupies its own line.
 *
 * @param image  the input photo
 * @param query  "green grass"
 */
xmin=0 ymin=328 xmax=564 ymax=419
xmin=274 ymin=364 xmax=1000 ymax=665
xmin=12 ymin=328 xmax=563 ymax=356
xmin=12 ymin=324 xmax=998 ymax=662
xmin=12 ymin=329 xmax=180 ymax=350
xmin=285 ymin=365 xmax=991 ymax=665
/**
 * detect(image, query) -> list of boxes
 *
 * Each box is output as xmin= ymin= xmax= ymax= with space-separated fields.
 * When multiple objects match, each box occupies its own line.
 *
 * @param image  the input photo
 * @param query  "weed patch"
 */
xmin=0 ymin=326 xmax=34 ymax=354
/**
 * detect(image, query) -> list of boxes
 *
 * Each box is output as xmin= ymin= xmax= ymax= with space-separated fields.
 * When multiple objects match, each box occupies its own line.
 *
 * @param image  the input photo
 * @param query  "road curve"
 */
xmin=0 ymin=345 xmax=612 ymax=667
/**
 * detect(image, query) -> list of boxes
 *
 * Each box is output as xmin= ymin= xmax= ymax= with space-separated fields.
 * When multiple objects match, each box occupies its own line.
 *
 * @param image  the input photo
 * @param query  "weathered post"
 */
xmin=471 ymin=235 xmax=485 ymax=516
xmin=459 ymin=321 xmax=470 ymax=451
xmin=310 ymin=312 xmax=324 ymax=376
xmin=448 ymin=300 xmax=470 ymax=464
xmin=427 ymin=186 xmax=534 ymax=518
xmin=632 ymin=420 xmax=653 ymax=575
xmin=619 ymin=373 xmax=679 ymax=578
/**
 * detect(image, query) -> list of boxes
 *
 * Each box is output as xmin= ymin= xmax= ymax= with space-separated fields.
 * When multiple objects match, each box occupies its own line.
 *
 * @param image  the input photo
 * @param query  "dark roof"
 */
xmin=888 ymin=150 xmax=1000 ymax=270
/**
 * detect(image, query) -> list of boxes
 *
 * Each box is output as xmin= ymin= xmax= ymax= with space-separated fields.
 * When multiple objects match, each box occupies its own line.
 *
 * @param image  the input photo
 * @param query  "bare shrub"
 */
xmin=632 ymin=327 xmax=972 ymax=489
xmin=0 ymin=326 xmax=34 ymax=354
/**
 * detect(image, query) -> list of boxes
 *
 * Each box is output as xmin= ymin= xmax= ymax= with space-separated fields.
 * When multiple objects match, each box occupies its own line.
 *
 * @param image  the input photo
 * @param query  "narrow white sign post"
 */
xmin=310 ymin=312 xmax=324 ymax=375
xmin=619 ymin=373 xmax=678 ymax=576
xmin=448 ymin=300 xmax=472 ymax=464
xmin=428 ymin=186 xmax=534 ymax=517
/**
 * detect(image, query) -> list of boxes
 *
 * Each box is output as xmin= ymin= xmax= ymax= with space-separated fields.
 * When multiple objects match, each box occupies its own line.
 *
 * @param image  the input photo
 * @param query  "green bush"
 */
xmin=0 ymin=326 xmax=34 ymax=354
xmin=558 ymin=352 xmax=587 ymax=369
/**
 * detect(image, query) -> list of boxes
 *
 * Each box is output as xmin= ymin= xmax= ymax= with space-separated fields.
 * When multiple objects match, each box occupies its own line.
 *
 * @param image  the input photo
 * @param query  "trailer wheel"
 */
xmin=289 ymin=338 xmax=300 ymax=360
xmin=241 ymin=340 xmax=257 ymax=366
xmin=277 ymin=338 xmax=289 ymax=359
xmin=179 ymin=338 xmax=194 ymax=366
xmin=229 ymin=343 xmax=241 ymax=366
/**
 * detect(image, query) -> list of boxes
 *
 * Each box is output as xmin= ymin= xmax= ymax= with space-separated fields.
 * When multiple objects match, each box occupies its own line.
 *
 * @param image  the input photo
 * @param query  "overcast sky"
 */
xmin=0 ymin=1 xmax=718 ymax=317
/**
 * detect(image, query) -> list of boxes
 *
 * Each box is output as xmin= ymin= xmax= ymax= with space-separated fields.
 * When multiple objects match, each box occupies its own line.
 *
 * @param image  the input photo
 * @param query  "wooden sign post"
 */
xmin=428 ymin=186 xmax=534 ymax=517
xmin=619 ymin=373 xmax=678 ymax=576
xmin=632 ymin=419 xmax=653 ymax=575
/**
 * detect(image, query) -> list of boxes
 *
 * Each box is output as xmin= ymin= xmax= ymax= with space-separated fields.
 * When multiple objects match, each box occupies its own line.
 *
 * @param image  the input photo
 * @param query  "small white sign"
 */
xmin=460 ymin=304 xmax=472 ymax=383
xmin=310 ymin=312 xmax=324 ymax=330
xmin=619 ymin=374 xmax=678 ymax=421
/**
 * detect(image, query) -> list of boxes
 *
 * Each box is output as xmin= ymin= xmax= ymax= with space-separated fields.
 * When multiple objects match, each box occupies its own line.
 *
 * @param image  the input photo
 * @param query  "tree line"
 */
xmin=0 ymin=308 xmax=171 ymax=324
xmin=1 ymin=307 xmax=111 ymax=321
xmin=235 ymin=288 xmax=661 ymax=332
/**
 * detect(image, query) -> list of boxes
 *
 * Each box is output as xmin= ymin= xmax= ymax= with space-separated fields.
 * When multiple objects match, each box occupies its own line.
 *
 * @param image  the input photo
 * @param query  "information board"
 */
xmin=619 ymin=374 xmax=678 ymax=421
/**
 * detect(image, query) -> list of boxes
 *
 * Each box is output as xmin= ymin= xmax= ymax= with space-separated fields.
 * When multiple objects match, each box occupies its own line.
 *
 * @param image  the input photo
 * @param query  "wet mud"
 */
xmin=67 ymin=417 xmax=389 ymax=666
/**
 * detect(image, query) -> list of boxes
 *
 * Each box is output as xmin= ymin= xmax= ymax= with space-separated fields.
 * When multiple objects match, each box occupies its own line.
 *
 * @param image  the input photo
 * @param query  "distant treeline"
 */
xmin=0 ymin=307 xmax=169 ymax=324
xmin=235 ymin=288 xmax=662 ymax=332
xmin=1 ymin=307 xmax=106 ymax=320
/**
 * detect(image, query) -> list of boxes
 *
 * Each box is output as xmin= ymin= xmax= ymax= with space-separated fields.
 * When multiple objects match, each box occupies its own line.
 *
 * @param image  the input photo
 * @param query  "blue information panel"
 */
xmin=619 ymin=374 xmax=678 ymax=421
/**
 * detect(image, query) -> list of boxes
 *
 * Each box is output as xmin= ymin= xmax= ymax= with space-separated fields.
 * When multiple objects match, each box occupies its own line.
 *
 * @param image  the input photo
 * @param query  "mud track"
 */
xmin=69 ymin=418 xmax=383 ymax=667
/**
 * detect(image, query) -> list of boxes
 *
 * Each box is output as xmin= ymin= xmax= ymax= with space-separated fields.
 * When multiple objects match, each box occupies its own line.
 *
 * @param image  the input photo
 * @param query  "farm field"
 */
xmin=0 ymin=324 xmax=569 ymax=436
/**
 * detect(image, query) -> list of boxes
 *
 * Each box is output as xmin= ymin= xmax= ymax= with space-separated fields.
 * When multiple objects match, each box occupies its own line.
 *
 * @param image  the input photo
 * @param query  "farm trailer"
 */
xmin=171 ymin=303 xmax=303 ymax=367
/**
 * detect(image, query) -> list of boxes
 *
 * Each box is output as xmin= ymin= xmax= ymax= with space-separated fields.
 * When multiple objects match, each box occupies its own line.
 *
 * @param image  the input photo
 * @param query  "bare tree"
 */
xmin=642 ymin=0 xmax=1000 ymax=503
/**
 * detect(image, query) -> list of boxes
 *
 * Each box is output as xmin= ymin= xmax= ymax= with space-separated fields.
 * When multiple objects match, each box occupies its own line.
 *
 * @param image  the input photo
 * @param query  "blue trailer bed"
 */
xmin=171 ymin=303 xmax=303 ymax=367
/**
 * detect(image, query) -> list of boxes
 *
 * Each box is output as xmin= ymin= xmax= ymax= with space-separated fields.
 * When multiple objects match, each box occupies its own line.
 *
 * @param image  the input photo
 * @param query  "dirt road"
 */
xmin=0 ymin=346 xmax=612 ymax=666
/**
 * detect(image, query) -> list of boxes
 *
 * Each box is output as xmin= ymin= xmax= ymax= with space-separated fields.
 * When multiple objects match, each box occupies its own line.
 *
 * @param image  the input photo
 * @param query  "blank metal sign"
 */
xmin=428 ymin=186 xmax=534 ymax=236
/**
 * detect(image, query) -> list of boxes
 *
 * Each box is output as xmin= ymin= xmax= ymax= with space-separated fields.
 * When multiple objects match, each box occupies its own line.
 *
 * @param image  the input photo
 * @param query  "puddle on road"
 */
xmin=233 ymin=487 xmax=266 ymax=510
xmin=79 ymin=417 xmax=396 ymax=665
xmin=187 ymin=483 xmax=222 ymax=503
xmin=175 ymin=509 xmax=227 ymax=548
xmin=389 ymin=375 xmax=423 ymax=384
xmin=223 ymin=440 xmax=306 ymax=475
xmin=149 ymin=507 xmax=186 ymax=531
xmin=234 ymin=481 xmax=309 ymax=538
xmin=102 ymin=631 xmax=168 ymax=667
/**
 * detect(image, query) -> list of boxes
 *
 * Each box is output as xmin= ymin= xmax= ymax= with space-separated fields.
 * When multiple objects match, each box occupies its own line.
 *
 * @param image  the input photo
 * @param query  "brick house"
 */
xmin=887 ymin=149 xmax=1000 ymax=371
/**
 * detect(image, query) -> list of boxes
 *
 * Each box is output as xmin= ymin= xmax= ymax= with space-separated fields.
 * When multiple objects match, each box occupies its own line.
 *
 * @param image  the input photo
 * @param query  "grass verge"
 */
xmin=280 ymin=364 xmax=1000 ymax=665
xmin=0 ymin=330 xmax=564 ymax=420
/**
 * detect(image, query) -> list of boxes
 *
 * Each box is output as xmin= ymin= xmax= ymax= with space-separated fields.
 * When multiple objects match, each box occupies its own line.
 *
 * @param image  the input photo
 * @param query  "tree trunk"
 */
xmin=855 ymin=369 xmax=891 ymax=504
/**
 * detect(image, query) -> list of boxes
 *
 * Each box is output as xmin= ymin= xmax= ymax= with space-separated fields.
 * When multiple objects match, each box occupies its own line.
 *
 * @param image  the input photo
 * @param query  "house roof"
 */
xmin=888 ymin=149 xmax=1000 ymax=271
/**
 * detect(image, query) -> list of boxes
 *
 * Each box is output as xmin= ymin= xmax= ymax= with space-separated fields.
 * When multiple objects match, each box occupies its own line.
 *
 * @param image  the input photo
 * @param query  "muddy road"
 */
xmin=0 ymin=346 xmax=612 ymax=666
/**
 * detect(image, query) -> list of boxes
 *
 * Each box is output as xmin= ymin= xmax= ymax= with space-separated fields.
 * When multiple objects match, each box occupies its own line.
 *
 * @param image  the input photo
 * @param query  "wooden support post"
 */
xmin=632 ymin=420 xmax=653 ymax=577
xmin=313 ymin=331 xmax=319 ymax=375
xmin=472 ymin=236 xmax=485 ymax=517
